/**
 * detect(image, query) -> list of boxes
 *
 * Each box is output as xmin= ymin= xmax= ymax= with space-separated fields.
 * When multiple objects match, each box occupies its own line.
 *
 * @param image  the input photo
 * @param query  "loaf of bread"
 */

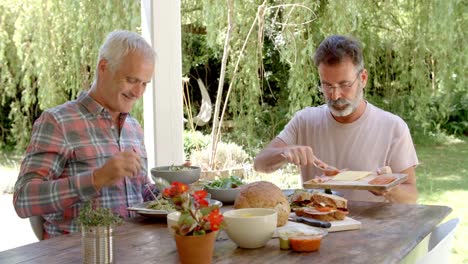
xmin=234 ymin=181 xmax=290 ymax=227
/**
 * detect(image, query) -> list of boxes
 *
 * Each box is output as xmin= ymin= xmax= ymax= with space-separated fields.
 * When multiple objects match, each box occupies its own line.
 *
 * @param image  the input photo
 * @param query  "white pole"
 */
xmin=141 ymin=0 xmax=184 ymax=171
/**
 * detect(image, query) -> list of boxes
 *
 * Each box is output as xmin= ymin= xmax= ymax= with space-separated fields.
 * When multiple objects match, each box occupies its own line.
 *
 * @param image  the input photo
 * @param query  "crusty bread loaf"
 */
xmin=234 ymin=181 xmax=290 ymax=227
xmin=311 ymin=192 xmax=347 ymax=209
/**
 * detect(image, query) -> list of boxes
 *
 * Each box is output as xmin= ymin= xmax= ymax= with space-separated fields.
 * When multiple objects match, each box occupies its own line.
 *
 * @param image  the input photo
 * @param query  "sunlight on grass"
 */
xmin=431 ymin=174 xmax=463 ymax=181
xmin=437 ymin=135 xmax=465 ymax=145
xmin=417 ymin=137 xmax=468 ymax=263
xmin=419 ymin=190 xmax=468 ymax=264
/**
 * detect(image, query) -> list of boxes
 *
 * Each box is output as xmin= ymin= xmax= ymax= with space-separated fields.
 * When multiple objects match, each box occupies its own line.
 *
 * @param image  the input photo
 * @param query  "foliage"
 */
xmin=0 ymin=0 xmax=141 ymax=152
xmin=163 ymin=182 xmax=224 ymax=236
xmin=190 ymin=141 xmax=250 ymax=171
xmin=78 ymin=201 xmax=124 ymax=227
xmin=0 ymin=0 xmax=466 ymax=157
xmin=204 ymin=175 xmax=245 ymax=189
xmin=183 ymin=130 xmax=211 ymax=160
xmin=415 ymin=136 xmax=468 ymax=263
xmin=180 ymin=0 xmax=467 ymax=154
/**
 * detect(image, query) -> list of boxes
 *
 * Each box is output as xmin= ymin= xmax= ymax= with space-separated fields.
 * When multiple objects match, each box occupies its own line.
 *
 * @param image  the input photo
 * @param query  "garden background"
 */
xmin=0 ymin=0 xmax=466 ymax=262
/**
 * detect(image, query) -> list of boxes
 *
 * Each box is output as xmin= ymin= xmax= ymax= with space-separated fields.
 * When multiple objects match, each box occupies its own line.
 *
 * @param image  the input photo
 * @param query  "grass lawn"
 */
xmin=416 ymin=136 xmax=468 ymax=263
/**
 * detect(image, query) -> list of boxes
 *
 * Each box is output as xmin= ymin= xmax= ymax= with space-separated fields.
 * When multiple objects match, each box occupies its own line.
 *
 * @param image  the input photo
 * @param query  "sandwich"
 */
xmin=291 ymin=191 xmax=349 ymax=221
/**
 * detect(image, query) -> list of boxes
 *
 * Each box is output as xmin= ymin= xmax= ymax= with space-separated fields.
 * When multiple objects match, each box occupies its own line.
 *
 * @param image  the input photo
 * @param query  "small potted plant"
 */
xmin=78 ymin=201 xmax=123 ymax=264
xmin=163 ymin=182 xmax=224 ymax=264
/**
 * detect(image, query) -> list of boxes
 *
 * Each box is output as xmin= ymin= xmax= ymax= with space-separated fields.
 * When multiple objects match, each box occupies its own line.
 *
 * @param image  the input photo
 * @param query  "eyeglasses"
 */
xmin=318 ymin=69 xmax=363 ymax=93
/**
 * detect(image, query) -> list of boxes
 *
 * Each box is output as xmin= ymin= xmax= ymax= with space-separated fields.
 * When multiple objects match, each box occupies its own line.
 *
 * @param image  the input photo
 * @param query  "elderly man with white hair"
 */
xmin=14 ymin=30 xmax=156 ymax=239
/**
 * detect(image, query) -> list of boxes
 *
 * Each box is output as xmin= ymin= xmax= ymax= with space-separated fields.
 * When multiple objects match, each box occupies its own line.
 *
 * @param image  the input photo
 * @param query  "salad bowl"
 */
xmin=151 ymin=165 xmax=201 ymax=184
xmin=204 ymin=176 xmax=245 ymax=203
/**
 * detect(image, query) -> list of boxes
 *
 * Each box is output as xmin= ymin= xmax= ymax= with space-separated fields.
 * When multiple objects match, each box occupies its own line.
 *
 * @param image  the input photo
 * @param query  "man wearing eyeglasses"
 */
xmin=254 ymin=35 xmax=418 ymax=204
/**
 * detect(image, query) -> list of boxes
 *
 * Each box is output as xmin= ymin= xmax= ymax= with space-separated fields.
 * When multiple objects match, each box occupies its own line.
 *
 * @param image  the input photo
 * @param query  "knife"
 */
xmin=289 ymin=216 xmax=332 ymax=228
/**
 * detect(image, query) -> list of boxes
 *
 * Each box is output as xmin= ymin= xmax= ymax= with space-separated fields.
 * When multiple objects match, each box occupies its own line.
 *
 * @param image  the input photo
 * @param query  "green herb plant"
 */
xmin=78 ymin=201 xmax=124 ymax=227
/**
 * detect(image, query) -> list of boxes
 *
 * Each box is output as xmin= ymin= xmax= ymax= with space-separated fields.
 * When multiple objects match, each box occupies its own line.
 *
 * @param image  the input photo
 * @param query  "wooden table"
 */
xmin=0 ymin=201 xmax=451 ymax=264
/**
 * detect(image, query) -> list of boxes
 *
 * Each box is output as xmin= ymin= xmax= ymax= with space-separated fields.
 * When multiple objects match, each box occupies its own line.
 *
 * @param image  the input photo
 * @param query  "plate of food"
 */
xmin=127 ymin=198 xmax=223 ymax=218
xmin=303 ymin=172 xmax=408 ymax=191
xmin=286 ymin=190 xmax=361 ymax=232
xmin=204 ymin=176 xmax=246 ymax=203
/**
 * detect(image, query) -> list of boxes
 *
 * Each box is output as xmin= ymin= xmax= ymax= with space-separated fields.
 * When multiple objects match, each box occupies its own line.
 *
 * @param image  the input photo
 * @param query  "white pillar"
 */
xmin=141 ymin=0 xmax=184 ymax=170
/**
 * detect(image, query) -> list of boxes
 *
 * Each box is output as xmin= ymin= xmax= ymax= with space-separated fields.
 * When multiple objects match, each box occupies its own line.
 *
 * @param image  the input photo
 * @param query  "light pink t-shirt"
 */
xmin=278 ymin=102 xmax=418 ymax=202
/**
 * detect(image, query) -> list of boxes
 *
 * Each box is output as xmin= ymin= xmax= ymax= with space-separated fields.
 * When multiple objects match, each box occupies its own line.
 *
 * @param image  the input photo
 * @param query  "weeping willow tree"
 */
xmin=0 ymin=0 xmax=140 ymax=151
xmin=181 ymin=0 xmax=466 ymax=153
xmin=0 ymin=0 xmax=466 ymax=153
xmin=181 ymin=0 xmax=322 ymax=153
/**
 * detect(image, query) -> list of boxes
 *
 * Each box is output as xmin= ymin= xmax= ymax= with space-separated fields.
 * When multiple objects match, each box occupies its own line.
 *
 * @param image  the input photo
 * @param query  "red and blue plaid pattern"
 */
xmin=13 ymin=92 xmax=153 ymax=237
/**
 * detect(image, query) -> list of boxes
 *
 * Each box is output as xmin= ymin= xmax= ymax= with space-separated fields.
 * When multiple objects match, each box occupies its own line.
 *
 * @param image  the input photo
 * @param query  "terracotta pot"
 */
xmin=174 ymin=231 xmax=216 ymax=264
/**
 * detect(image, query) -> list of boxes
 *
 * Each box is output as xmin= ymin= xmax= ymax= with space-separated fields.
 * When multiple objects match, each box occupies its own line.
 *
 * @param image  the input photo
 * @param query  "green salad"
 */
xmin=146 ymin=199 xmax=175 ymax=211
xmin=168 ymin=165 xmax=192 ymax=171
xmin=204 ymin=175 xmax=245 ymax=189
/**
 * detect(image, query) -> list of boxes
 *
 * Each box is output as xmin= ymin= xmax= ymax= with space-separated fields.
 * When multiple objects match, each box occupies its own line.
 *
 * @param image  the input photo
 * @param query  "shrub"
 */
xmin=190 ymin=141 xmax=250 ymax=171
xmin=183 ymin=130 xmax=211 ymax=160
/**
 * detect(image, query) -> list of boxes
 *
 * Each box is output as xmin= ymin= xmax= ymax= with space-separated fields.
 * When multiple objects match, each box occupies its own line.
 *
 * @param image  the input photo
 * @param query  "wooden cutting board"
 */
xmin=328 ymin=217 xmax=362 ymax=232
xmin=274 ymin=216 xmax=361 ymax=236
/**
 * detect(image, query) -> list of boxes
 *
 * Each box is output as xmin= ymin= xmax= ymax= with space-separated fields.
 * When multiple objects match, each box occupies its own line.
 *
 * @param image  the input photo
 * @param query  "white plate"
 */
xmin=302 ymin=173 xmax=408 ymax=191
xmin=127 ymin=199 xmax=223 ymax=218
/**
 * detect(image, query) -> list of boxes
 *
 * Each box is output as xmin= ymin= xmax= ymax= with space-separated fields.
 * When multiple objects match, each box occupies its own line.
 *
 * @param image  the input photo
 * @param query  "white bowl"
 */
xmin=151 ymin=165 xmax=201 ymax=185
xmin=223 ymin=208 xmax=277 ymax=249
xmin=167 ymin=211 xmax=181 ymax=235
xmin=204 ymin=187 xmax=241 ymax=203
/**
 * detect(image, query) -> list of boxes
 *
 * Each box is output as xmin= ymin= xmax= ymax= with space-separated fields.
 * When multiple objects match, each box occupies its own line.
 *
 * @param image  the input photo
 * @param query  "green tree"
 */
xmin=180 ymin=0 xmax=467 ymax=152
xmin=0 ymin=0 xmax=140 ymax=151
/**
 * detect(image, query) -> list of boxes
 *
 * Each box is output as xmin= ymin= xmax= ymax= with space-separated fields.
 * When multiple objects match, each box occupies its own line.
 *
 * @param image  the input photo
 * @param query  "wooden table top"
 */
xmin=0 ymin=201 xmax=451 ymax=264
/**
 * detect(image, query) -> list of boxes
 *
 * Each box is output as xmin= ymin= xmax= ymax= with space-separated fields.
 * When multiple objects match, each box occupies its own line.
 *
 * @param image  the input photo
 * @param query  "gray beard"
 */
xmin=327 ymin=86 xmax=363 ymax=117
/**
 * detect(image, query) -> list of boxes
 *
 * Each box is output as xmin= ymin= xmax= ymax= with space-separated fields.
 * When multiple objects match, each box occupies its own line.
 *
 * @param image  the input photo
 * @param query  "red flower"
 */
xmin=207 ymin=208 xmax=223 ymax=231
xmin=163 ymin=182 xmax=189 ymax=198
xmin=193 ymin=190 xmax=209 ymax=207
xmin=163 ymin=182 xmax=225 ymax=236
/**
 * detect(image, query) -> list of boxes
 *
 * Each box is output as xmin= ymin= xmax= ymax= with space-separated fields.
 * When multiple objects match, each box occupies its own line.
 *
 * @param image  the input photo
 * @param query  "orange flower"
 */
xmin=163 ymin=182 xmax=190 ymax=198
xmin=193 ymin=190 xmax=209 ymax=207
xmin=163 ymin=182 xmax=224 ymax=236
xmin=208 ymin=208 xmax=224 ymax=231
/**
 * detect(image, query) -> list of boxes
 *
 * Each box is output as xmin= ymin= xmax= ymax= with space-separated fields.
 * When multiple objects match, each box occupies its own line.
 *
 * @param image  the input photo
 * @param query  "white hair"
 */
xmin=96 ymin=30 xmax=156 ymax=75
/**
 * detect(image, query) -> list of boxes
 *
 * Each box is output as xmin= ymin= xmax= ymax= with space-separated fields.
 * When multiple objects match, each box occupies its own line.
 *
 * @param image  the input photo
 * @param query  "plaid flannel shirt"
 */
xmin=14 ymin=92 xmax=153 ymax=237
